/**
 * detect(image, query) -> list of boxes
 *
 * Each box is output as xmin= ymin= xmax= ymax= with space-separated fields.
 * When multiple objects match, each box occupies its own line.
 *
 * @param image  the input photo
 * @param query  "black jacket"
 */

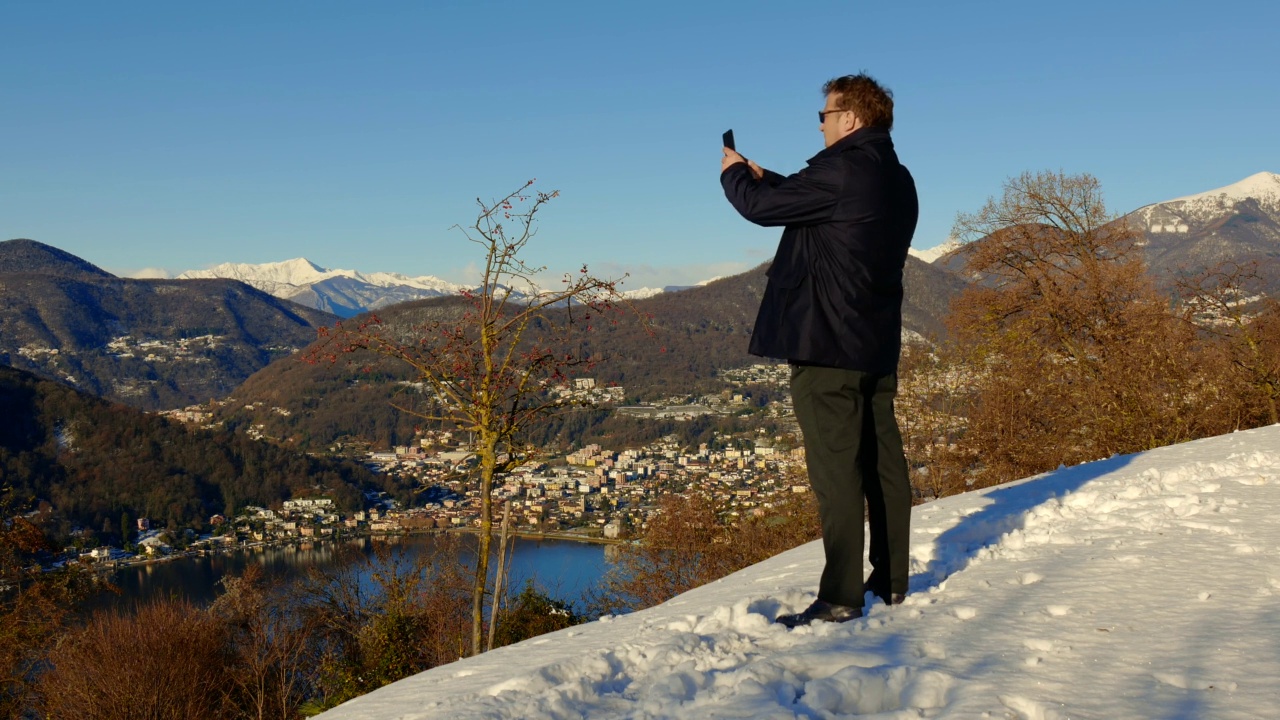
xmin=721 ymin=127 xmax=918 ymax=374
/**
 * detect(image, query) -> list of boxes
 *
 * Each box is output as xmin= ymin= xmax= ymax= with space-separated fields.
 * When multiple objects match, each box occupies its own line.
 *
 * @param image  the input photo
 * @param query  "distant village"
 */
xmin=75 ymin=364 xmax=804 ymax=568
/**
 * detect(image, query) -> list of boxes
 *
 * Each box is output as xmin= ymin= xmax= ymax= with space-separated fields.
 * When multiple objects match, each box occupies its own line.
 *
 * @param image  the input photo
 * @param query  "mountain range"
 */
xmin=177 ymin=258 xmax=466 ymax=318
xmin=5 ymin=170 xmax=1276 ymax=418
xmin=170 ymin=172 xmax=1280 ymax=319
xmin=173 ymin=258 xmax=688 ymax=317
xmin=213 ymin=255 xmax=967 ymax=450
xmin=0 ymin=239 xmax=336 ymax=410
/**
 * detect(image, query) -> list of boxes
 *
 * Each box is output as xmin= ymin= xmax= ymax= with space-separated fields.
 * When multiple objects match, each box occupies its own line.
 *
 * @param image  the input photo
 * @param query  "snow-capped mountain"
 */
xmin=1146 ymin=170 xmax=1280 ymax=218
xmin=1125 ymin=171 xmax=1280 ymax=284
xmin=1132 ymin=171 xmax=1280 ymax=242
xmin=175 ymin=258 xmax=738 ymax=314
xmin=926 ymin=171 xmax=1280 ymax=292
xmin=178 ymin=258 xmax=465 ymax=317
xmin=908 ymin=237 xmax=962 ymax=264
xmin=620 ymin=287 xmax=666 ymax=300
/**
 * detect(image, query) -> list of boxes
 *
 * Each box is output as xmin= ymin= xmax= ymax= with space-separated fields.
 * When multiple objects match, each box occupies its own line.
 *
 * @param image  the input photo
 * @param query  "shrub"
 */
xmin=38 ymin=599 xmax=235 ymax=720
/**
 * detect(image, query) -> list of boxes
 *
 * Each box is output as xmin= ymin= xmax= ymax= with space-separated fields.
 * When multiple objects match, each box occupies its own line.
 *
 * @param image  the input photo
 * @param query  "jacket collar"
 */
xmin=808 ymin=126 xmax=892 ymax=163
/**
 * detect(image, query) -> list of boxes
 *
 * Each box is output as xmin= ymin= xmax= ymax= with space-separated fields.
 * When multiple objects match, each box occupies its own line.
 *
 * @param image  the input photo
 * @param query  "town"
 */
xmin=75 ymin=365 xmax=808 ymax=567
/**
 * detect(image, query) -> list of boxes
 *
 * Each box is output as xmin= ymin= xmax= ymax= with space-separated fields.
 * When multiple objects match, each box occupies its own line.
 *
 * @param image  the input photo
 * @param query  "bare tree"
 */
xmin=210 ymin=565 xmax=314 ymax=720
xmin=947 ymin=171 xmax=1207 ymax=485
xmin=311 ymin=181 xmax=638 ymax=656
xmin=38 ymin=600 xmax=235 ymax=720
xmin=295 ymin=539 xmax=471 ymax=710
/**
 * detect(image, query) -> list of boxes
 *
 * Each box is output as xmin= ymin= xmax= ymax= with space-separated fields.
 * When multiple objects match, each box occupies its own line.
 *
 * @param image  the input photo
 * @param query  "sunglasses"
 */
xmin=818 ymin=109 xmax=852 ymax=123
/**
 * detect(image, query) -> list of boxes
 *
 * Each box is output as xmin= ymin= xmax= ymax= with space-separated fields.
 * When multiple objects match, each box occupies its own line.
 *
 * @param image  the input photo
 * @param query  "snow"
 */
xmin=316 ymin=425 xmax=1280 ymax=720
xmin=177 ymin=258 xmax=464 ymax=296
xmin=621 ymin=287 xmax=666 ymax=300
xmin=1165 ymin=171 xmax=1280 ymax=206
xmin=1135 ymin=171 xmax=1280 ymax=231
xmin=908 ymin=238 xmax=961 ymax=264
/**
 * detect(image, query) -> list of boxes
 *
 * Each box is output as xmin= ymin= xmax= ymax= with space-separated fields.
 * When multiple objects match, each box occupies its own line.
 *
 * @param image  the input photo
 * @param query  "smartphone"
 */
xmin=722 ymin=129 xmax=735 ymax=151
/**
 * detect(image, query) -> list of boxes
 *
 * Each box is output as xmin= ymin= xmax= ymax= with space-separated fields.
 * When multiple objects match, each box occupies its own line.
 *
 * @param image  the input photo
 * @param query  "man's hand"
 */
xmin=722 ymin=147 xmax=746 ymax=173
xmin=747 ymin=159 xmax=764 ymax=180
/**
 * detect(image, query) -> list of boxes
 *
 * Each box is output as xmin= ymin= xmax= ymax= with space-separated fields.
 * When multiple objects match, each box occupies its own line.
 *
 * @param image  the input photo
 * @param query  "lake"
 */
xmin=92 ymin=533 xmax=615 ymax=612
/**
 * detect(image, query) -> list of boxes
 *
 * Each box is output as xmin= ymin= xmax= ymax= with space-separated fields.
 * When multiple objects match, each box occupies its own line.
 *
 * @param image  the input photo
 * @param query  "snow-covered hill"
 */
xmin=1134 ymin=171 xmax=1280 ymax=239
xmin=1151 ymin=171 xmax=1280 ymax=219
xmin=1127 ymin=171 xmax=1280 ymax=286
xmin=318 ymin=425 xmax=1280 ymax=719
xmin=178 ymin=258 xmax=464 ymax=317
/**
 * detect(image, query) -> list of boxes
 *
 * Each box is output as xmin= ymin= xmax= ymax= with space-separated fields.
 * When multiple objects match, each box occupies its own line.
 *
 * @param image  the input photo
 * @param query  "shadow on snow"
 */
xmin=915 ymin=454 xmax=1136 ymax=593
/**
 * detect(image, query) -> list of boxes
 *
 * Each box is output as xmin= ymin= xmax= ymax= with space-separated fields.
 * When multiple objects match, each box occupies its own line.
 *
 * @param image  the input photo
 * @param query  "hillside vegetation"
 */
xmin=0 ymin=365 xmax=381 ymax=545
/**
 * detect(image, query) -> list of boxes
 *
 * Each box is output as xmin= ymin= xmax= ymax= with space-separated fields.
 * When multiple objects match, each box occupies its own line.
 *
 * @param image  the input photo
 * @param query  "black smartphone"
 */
xmin=722 ymin=129 xmax=735 ymax=151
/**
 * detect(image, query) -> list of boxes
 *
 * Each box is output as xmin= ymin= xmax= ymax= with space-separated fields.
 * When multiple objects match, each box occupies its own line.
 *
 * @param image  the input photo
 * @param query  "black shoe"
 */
xmin=775 ymin=600 xmax=863 ymax=628
xmin=865 ymin=569 xmax=906 ymax=606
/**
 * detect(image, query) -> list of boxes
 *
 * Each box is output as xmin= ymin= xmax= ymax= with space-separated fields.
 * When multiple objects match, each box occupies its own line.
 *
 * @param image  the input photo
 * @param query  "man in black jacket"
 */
xmin=720 ymin=74 xmax=918 ymax=627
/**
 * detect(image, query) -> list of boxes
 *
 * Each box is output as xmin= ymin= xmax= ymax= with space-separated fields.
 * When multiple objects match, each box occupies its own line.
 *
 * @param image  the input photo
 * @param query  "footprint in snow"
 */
xmin=915 ymin=641 xmax=947 ymax=659
xmin=998 ymin=693 xmax=1065 ymax=720
xmin=1153 ymin=672 xmax=1238 ymax=691
xmin=1023 ymin=638 xmax=1056 ymax=652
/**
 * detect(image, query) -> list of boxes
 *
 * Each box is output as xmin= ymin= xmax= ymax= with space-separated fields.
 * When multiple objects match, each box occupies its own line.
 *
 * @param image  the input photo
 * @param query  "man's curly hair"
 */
xmin=823 ymin=73 xmax=894 ymax=130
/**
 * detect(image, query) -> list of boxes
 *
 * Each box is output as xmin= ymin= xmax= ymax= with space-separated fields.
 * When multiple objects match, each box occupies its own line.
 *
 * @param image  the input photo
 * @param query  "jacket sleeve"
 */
xmin=760 ymin=168 xmax=786 ymax=186
xmin=721 ymin=160 xmax=841 ymax=227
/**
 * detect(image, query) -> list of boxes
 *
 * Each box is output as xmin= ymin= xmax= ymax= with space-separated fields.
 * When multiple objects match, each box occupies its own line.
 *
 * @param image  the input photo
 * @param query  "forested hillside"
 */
xmin=0 ymin=365 xmax=382 ymax=545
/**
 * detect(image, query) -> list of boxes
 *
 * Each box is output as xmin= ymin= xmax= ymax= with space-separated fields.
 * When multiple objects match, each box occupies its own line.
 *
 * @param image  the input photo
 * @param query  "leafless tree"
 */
xmin=946 ymin=170 xmax=1210 ymax=485
xmin=312 ymin=181 xmax=641 ymax=655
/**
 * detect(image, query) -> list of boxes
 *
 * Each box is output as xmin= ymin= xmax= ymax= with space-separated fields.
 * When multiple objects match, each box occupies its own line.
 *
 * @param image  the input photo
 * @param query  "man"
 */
xmin=720 ymin=73 xmax=917 ymax=627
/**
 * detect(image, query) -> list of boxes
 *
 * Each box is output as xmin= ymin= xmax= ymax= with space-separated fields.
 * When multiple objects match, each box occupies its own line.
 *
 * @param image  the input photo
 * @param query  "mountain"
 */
xmin=0 ymin=364 xmax=380 ymax=541
xmin=908 ymin=237 xmax=961 ymax=264
xmin=177 ymin=258 xmax=466 ymax=318
xmin=0 ymin=238 xmax=114 ymax=278
xmin=1127 ymin=171 xmax=1280 ymax=286
xmin=175 ymin=257 xmax=735 ymax=314
xmin=216 ymin=256 xmax=966 ymax=450
xmin=0 ymin=239 xmax=338 ymax=410
xmin=928 ymin=172 xmax=1280 ymax=290
xmin=315 ymin=425 xmax=1280 ymax=719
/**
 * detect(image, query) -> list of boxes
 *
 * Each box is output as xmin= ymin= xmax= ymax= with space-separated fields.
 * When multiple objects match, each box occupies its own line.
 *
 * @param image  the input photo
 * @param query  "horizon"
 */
xmin=3 ymin=1 xmax=1277 ymax=289
xmin=4 ymin=165 xmax=1276 ymax=290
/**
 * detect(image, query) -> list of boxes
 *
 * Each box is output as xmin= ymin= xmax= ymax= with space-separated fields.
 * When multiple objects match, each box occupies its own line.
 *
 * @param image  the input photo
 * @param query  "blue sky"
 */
xmin=2 ymin=1 xmax=1276 ymax=289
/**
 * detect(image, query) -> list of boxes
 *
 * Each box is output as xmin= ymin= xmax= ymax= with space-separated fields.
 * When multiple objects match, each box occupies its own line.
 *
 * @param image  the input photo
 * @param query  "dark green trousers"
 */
xmin=790 ymin=364 xmax=911 ymax=609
